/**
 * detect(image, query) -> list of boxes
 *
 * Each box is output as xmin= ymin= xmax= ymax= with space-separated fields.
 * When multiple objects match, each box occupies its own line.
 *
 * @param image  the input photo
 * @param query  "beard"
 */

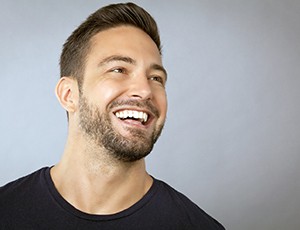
xmin=78 ymin=95 xmax=164 ymax=162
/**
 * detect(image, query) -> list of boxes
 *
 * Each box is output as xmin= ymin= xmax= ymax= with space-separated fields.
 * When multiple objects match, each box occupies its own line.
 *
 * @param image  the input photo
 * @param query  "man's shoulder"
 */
xmin=0 ymin=167 xmax=56 ymax=228
xmin=0 ymin=167 xmax=49 ymax=200
xmin=153 ymin=178 xmax=225 ymax=229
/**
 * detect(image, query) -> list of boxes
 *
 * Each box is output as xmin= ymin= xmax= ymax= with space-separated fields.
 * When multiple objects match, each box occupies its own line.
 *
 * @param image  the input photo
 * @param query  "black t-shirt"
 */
xmin=0 ymin=167 xmax=225 ymax=229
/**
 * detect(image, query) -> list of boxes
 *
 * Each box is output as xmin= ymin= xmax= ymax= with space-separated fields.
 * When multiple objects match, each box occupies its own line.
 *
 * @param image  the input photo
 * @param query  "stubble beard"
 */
xmin=78 ymin=95 xmax=164 ymax=162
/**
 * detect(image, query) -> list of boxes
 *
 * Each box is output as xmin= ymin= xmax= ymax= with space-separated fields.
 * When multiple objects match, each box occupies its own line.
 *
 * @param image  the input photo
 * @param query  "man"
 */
xmin=0 ymin=3 xmax=225 ymax=229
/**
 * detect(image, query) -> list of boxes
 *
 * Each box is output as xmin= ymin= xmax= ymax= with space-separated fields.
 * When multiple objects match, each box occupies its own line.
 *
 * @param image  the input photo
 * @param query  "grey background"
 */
xmin=1 ymin=0 xmax=299 ymax=229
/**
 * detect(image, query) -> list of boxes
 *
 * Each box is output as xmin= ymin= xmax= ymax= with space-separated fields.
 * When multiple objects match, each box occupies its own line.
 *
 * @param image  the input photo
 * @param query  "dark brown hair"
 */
xmin=60 ymin=2 xmax=161 ymax=88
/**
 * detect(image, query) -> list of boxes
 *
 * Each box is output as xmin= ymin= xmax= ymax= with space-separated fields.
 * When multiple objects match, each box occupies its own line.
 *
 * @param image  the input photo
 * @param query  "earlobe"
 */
xmin=55 ymin=77 xmax=78 ymax=113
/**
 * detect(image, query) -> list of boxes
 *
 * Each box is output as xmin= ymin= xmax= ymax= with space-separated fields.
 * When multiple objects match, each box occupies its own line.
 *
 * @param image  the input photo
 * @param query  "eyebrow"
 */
xmin=98 ymin=55 xmax=168 ymax=79
xmin=98 ymin=55 xmax=136 ymax=67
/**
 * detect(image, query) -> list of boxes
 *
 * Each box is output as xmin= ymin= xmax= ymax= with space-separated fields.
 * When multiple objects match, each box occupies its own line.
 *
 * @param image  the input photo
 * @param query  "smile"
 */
xmin=115 ymin=110 xmax=148 ymax=124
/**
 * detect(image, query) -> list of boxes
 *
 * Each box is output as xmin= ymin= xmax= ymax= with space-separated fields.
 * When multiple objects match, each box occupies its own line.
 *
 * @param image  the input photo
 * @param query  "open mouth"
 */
xmin=115 ymin=110 xmax=149 ymax=125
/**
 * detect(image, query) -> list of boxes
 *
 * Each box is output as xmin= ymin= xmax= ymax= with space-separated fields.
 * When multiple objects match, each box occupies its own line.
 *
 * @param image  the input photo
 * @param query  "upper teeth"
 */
xmin=115 ymin=110 xmax=148 ymax=123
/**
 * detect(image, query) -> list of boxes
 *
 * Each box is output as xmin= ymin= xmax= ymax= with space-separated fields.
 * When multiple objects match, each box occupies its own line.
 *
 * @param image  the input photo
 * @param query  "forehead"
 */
xmin=87 ymin=26 xmax=162 ymax=64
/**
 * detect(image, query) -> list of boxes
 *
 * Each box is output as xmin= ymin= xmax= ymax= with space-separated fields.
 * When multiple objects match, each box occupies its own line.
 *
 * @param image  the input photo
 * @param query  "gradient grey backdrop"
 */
xmin=1 ymin=1 xmax=299 ymax=229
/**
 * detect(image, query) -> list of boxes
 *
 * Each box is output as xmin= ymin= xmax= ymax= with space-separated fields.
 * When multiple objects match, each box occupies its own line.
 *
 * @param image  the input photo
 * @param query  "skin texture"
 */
xmin=51 ymin=26 xmax=167 ymax=214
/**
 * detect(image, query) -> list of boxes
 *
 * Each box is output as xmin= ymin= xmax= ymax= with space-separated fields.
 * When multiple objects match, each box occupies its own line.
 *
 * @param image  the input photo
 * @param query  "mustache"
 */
xmin=109 ymin=99 xmax=159 ymax=117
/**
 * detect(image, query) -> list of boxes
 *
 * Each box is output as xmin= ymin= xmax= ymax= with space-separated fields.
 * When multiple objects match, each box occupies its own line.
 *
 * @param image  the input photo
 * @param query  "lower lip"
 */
xmin=118 ymin=118 xmax=148 ymax=128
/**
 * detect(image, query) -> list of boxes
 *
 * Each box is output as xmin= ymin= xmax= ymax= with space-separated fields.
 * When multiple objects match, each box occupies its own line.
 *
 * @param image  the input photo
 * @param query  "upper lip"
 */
xmin=109 ymin=99 xmax=159 ymax=116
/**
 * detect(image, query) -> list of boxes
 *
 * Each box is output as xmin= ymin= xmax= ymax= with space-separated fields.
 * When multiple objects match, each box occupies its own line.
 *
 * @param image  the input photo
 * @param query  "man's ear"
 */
xmin=55 ymin=77 xmax=79 ymax=113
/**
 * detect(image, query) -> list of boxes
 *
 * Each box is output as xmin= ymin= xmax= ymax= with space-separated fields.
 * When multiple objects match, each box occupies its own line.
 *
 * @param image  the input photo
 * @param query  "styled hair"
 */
xmin=60 ymin=2 xmax=161 ymax=88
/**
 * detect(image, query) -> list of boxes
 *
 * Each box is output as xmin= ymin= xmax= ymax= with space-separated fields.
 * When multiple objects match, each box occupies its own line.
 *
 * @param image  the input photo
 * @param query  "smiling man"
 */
xmin=0 ymin=3 xmax=225 ymax=229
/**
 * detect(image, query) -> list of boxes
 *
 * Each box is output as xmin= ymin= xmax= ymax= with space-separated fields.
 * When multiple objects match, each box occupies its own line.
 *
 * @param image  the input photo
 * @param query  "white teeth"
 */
xmin=143 ymin=113 xmax=148 ymax=122
xmin=115 ymin=110 xmax=148 ymax=123
xmin=139 ymin=112 xmax=143 ymax=119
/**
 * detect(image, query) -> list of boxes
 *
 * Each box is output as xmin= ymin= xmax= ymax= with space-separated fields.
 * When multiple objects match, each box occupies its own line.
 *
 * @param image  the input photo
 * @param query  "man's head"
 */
xmin=56 ymin=3 xmax=167 ymax=162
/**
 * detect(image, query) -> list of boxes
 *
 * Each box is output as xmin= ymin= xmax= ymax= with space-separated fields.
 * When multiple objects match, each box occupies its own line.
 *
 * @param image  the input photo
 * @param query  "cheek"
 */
xmin=93 ymin=82 xmax=125 ymax=106
xmin=155 ymin=89 xmax=167 ymax=118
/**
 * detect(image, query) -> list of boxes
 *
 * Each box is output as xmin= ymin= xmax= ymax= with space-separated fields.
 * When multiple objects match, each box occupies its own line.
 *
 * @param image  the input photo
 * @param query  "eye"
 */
xmin=150 ymin=76 xmax=165 ymax=85
xmin=111 ymin=67 xmax=126 ymax=74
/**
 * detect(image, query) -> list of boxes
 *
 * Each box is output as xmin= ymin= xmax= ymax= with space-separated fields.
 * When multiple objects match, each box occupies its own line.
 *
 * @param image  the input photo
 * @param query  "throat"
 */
xmin=51 ymin=159 xmax=152 ymax=215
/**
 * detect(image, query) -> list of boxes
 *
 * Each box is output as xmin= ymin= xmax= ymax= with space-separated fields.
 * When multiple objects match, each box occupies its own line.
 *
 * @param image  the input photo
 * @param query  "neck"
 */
xmin=51 ymin=134 xmax=153 ymax=215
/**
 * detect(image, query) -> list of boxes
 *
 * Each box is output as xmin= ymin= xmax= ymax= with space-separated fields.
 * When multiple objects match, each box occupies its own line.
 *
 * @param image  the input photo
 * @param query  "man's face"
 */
xmin=77 ymin=26 xmax=167 ymax=162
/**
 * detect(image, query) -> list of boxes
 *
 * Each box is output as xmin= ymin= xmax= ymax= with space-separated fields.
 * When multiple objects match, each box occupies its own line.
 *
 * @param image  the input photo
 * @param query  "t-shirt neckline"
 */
xmin=43 ymin=166 xmax=159 ymax=221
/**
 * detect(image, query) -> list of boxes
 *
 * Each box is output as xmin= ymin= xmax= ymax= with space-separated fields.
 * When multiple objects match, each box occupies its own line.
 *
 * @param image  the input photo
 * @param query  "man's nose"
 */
xmin=127 ymin=76 xmax=153 ymax=100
